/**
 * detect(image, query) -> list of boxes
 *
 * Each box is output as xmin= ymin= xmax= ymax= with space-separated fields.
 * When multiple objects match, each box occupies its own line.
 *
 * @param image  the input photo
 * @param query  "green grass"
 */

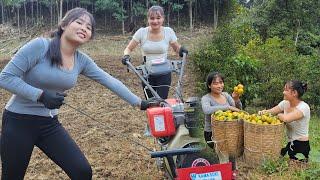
xmin=257 ymin=116 xmax=320 ymax=179
xmin=309 ymin=116 xmax=320 ymax=163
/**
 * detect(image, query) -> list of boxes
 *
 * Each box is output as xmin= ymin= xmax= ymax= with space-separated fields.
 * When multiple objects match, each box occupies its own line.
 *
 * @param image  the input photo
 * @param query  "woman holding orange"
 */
xmin=201 ymin=72 xmax=242 ymax=149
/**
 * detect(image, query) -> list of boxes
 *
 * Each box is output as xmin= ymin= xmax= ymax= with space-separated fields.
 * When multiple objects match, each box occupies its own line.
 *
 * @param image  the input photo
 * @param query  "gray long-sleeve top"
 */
xmin=201 ymin=92 xmax=242 ymax=132
xmin=0 ymin=38 xmax=141 ymax=117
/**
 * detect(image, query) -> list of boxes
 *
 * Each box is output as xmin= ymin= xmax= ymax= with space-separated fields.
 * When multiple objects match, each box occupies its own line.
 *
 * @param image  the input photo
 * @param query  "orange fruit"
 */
xmin=237 ymin=84 xmax=244 ymax=89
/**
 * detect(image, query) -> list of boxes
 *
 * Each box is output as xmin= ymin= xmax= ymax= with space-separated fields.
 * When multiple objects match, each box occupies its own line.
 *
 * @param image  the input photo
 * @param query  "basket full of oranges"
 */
xmin=243 ymin=113 xmax=285 ymax=166
xmin=211 ymin=110 xmax=245 ymax=157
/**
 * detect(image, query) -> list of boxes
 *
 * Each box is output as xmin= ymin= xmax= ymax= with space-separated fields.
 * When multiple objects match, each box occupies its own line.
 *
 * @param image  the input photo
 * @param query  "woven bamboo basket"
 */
xmin=211 ymin=117 xmax=244 ymax=157
xmin=243 ymin=121 xmax=284 ymax=166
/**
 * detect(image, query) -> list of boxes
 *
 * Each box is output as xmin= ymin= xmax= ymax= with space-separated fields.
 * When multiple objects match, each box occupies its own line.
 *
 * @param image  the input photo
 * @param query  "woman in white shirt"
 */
xmin=122 ymin=5 xmax=188 ymax=99
xmin=259 ymin=80 xmax=310 ymax=162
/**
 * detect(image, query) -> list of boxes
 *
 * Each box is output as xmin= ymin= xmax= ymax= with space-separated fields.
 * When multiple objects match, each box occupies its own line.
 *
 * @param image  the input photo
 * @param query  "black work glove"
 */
xmin=38 ymin=91 xmax=66 ymax=109
xmin=140 ymin=97 xmax=162 ymax=110
xmin=122 ymin=55 xmax=131 ymax=65
xmin=179 ymin=46 xmax=188 ymax=57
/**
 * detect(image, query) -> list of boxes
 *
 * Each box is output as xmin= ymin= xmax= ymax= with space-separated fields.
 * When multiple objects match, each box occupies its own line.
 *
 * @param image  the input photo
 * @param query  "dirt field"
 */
xmin=0 ymin=41 xmax=199 ymax=179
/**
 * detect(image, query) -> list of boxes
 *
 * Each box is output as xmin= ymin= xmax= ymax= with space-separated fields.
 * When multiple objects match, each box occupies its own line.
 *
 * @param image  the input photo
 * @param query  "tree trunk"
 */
xmin=146 ymin=0 xmax=149 ymax=11
xmin=104 ymin=11 xmax=107 ymax=30
xmin=167 ymin=3 xmax=170 ymax=26
xmin=177 ymin=0 xmax=180 ymax=28
xmin=188 ymin=0 xmax=193 ymax=32
xmin=56 ymin=0 xmax=58 ymax=24
xmin=36 ymin=0 xmax=39 ymax=24
xmin=24 ymin=1 xmax=27 ymax=30
xmin=121 ymin=0 xmax=125 ymax=35
xmin=31 ymin=1 xmax=34 ymax=25
xmin=92 ymin=0 xmax=94 ymax=12
xmin=17 ymin=7 xmax=20 ymax=35
xmin=194 ymin=0 xmax=197 ymax=28
xmin=294 ymin=20 xmax=300 ymax=46
xmin=59 ymin=0 xmax=63 ymax=21
xmin=213 ymin=0 xmax=219 ymax=29
xmin=1 ymin=0 xmax=4 ymax=24
xmin=50 ymin=0 xmax=53 ymax=29
xmin=146 ymin=0 xmax=149 ymax=26
xmin=109 ymin=12 xmax=112 ymax=29
xmin=39 ymin=1 xmax=42 ymax=24
xmin=130 ymin=0 xmax=133 ymax=23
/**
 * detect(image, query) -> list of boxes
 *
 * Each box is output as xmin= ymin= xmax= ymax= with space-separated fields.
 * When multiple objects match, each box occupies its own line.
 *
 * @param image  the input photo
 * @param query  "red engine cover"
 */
xmin=147 ymin=106 xmax=176 ymax=137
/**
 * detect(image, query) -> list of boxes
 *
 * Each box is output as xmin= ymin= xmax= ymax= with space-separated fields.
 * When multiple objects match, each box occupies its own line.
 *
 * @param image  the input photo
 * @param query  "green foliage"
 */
xmin=297 ymin=32 xmax=320 ymax=55
xmin=240 ymin=37 xmax=299 ymax=107
xmin=172 ymin=3 xmax=184 ymax=12
xmin=261 ymin=158 xmax=288 ymax=175
xmin=80 ymin=0 xmax=92 ymax=6
xmin=261 ymin=158 xmax=320 ymax=179
xmin=193 ymin=1 xmax=320 ymax=110
xmin=192 ymin=24 xmax=237 ymax=81
xmin=293 ymin=163 xmax=320 ymax=179
xmin=295 ymin=55 xmax=320 ymax=113
xmin=193 ymin=38 xmax=260 ymax=106
xmin=250 ymin=0 xmax=320 ymax=55
xmin=309 ymin=116 xmax=320 ymax=162
xmin=192 ymin=7 xmax=261 ymax=106
xmin=132 ymin=2 xmax=146 ymax=17
xmin=95 ymin=0 xmax=120 ymax=11
xmin=95 ymin=0 xmax=127 ymax=22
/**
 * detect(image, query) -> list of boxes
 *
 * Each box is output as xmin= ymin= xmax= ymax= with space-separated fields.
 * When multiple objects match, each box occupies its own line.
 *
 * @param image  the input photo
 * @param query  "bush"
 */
xmin=193 ymin=4 xmax=320 ymax=111
xmin=192 ymin=21 xmax=260 ymax=107
xmin=239 ymin=37 xmax=300 ymax=107
xmin=297 ymin=55 xmax=320 ymax=114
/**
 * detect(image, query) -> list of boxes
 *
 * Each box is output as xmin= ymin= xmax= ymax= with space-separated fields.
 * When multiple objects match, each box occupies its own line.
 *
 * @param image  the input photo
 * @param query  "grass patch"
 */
xmin=256 ymin=116 xmax=320 ymax=179
xmin=309 ymin=116 xmax=320 ymax=162
xmin=261 ymin=157 xmax=289 ymax=175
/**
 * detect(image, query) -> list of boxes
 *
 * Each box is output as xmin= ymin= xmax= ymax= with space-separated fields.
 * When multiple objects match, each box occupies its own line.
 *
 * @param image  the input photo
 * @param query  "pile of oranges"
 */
xmin=233 ymin=84 xmax=244 ymax=96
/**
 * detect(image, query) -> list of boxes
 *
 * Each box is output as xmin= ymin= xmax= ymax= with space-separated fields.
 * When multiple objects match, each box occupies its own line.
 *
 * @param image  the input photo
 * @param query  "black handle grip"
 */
xmin=150 ymin=147 xmax=201 ymax=158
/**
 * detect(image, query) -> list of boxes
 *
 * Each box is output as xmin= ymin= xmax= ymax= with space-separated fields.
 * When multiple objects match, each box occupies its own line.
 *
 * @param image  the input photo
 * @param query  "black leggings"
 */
xmin=142 ymin=72 xmax=172 ymax=99
xmin=1 ymin=110 xmax=92 ymax=180
xmin=204 ymin=131 xmax=214 ymax=149
xmin=281 ymin=140 xmax=310 ymax=161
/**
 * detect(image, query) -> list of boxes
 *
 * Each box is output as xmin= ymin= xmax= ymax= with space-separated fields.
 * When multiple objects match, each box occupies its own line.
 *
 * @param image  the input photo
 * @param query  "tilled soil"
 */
xmin=0 ymin=54 xmax=197 ymax=179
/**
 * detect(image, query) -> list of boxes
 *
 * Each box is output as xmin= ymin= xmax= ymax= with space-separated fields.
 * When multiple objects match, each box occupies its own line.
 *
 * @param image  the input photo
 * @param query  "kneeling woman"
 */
xmin=259 ymin=80 xmax=310 ymax=162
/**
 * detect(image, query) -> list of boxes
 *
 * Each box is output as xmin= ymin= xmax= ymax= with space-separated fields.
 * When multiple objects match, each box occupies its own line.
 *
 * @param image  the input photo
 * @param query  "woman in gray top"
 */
xmin=122 ymin=5 xmax=188 ymax=99
xmin=201 ymin=72 xmax=242 ymax=148
xmin=0 ymin=8 xmax=155 ymax=179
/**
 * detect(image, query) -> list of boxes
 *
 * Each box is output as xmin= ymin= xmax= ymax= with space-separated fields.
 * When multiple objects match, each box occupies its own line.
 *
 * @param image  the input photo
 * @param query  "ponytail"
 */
xmin=301 ymin=82 xmax=308 ymax=93
xmin=46 ymin=27 xmax=64 ymax=67
xmin=288 ymin=80 xmax=308 ymax=98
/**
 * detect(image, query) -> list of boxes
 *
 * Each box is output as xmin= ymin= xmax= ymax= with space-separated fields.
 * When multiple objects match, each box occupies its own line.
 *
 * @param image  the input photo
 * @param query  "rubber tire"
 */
xmin=176 ymin=145 xmax=219 ymax=168
xmin=178 ymin=152 xmax=219 ymax=168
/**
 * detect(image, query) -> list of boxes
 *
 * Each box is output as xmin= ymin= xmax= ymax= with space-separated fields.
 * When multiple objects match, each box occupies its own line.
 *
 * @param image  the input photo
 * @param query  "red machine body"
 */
xmin=147 ymin=106 xmax=175 ymax=137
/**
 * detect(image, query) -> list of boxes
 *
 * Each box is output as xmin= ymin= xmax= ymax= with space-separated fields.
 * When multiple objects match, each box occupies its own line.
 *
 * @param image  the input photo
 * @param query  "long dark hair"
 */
xmin=206 ymin=72 xmax=224 ymax=93
xmin=287 ymin=80 xmax=308 ymax=98
xmin=46 ymin=7 xmax=96 ymax=66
